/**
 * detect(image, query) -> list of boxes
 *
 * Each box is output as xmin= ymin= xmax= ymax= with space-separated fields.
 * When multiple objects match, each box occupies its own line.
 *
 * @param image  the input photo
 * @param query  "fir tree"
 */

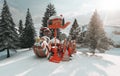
xmin=42 ymin=3 xmax=56 ymax=27
xmin=20 ymin=9 xmax=36 ymax=48
xmin=59 ymin=33 xmax=67 ymax=41
xmin=69 ymin=19 xmax=80 ymax=40
xmin=18 ymin=20 xmax=23 ymax=35
xmin=76 ymin=27 xmax=82 ymax=43
xmin=85 ymin=10 xmax=110 ymax=55
xmin=0 ymin=0 xmax=19 ymax=57
xmin=77 ymin=25 xmax=88 ymax=43
xmin=41 ymin=3 xmax=61 ymax=39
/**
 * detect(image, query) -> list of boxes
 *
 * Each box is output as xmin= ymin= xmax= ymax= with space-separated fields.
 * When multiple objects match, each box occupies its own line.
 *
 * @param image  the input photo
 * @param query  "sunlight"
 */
xmin=98 ymin=0 xmax=120 ymax=11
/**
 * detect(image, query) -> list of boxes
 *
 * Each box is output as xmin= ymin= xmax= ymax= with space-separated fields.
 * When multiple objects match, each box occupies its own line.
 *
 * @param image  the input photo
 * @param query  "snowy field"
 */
xmin=0 ymin=48 xmax=120 ymax=76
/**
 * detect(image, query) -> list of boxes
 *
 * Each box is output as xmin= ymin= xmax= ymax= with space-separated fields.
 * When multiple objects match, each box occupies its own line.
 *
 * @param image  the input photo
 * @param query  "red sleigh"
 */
xmin=33 ymin=15 xmax=77 ymax=63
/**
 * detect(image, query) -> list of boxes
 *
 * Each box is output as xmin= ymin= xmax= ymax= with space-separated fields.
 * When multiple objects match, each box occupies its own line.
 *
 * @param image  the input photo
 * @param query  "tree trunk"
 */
xmin=90 ymin=48 xmax=95 ymax=56
xmin=29 ymin=48 xmax=32 ymax=50
xmin=7 ymin=48 xmax=10 ymax=58
xmin=92 ymin=49 xmax=95 ymax=55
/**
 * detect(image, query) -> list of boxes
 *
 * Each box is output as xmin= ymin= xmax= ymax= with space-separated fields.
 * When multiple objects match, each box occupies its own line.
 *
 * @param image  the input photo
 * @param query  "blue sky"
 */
xmin=0 ymin=0 xmax=120 ymax=25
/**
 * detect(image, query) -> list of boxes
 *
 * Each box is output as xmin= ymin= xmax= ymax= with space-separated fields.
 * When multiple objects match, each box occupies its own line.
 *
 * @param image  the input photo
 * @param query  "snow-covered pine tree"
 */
xmin=18 ymin=20 xmax=23 ymax=35
xmin=42 ymin=3 xmax=56 ymax=27
xmin=76 ymin=27 xmax=82 ymax=43
xmin=59 ymin=33 xmax=67 ymax=41
xmin=85 ymin=10 xmax=110 ymax=54
xmin=0 ymin=0 xmax=19 ymax=57
xmin=20 ymin=9 xmax=36 ymax=48
xmin=41 ymin=3 xmax=61 ymax=39
xmin=69 ymin=19 xmax=80 ymax=41
xmin=77 ymin=25 xmax=88 ymax=44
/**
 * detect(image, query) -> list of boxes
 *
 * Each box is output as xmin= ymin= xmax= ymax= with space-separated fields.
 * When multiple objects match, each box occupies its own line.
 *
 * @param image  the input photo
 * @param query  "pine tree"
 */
xmin=85 ymin=10 xmax=110 ymax=54
xmin=41 ymin=3 xmax=61 ymax=39
xmin=76 ymin=27 xmax=82 ymax=43
xmin=69 ymin=19 xmax=80 ymax=40
xmin=42 ymin=3 xmax=56 ymax=27
xmin=20 ymin=9 xmax=36 ymax=48
xmin=0 ymin=0 xmax=19 ymax=57
xmin=59 ymin=33 xmax=67 ymax=41
xmin=18 ymin=20 xmax=23 ymax=35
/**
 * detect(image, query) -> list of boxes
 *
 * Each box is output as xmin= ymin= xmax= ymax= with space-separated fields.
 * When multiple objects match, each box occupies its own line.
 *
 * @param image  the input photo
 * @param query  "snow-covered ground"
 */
xmin=0 ymin=48 xmax=120 ymax=76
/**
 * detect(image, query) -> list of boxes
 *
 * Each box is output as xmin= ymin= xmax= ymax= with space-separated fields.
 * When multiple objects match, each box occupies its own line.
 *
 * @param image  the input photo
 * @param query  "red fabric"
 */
xmin=37 ymin=47 xmax=46 ymax=57
xmin=49 ymin=47 xmax=61 ymax=63
xmin=68 ymin=47 xmax=72 ymax=56
xmin=33 ymin=46 xmax=39 ymax=57
xmin=51 ymin=18 xmax=62 ymax=21
xmin=33 ymin=45 xmax=46 ymax=57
